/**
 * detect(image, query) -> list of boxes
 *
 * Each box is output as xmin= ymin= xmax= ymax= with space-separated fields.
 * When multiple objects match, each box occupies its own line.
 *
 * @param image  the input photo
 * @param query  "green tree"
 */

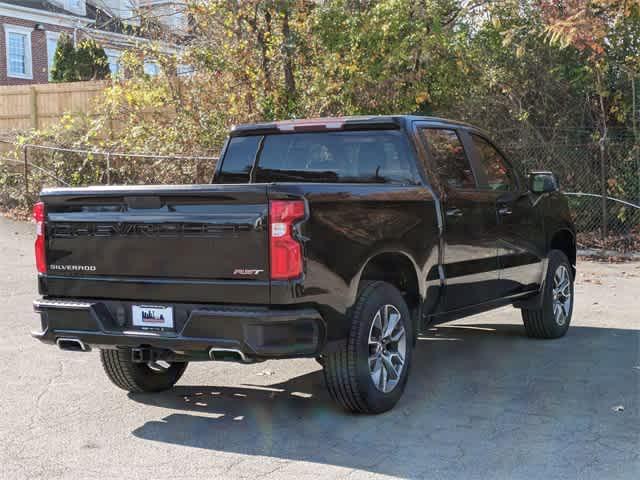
xmin=35 ymin=0 xmax=640 ymax=159
xmin=75 ymin=39 xmax=111 ymax=81
xmin=50 ymin=33 xmax=76 ymax=82
xmin=50 ymin=35 xmax=111 ymax=82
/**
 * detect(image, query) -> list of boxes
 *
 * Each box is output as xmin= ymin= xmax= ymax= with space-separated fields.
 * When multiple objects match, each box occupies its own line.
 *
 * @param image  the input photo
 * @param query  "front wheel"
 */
xmin=521 ymin=250 xmax=574 ymax=339
xmin=100 ymin=348 xmax=188 ymax=393
xmin=323 ymin=281 xmax=413 ymax=414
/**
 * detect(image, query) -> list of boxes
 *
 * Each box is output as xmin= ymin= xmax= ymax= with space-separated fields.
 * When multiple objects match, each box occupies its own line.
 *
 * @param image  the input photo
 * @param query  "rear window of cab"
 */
xmin=215 ymin=130 xmax=418 ymax=184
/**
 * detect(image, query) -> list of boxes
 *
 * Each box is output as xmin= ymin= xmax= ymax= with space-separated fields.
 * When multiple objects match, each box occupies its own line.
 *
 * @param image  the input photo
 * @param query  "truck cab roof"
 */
xmin=230 ymin=115 xmax=478 ymax=136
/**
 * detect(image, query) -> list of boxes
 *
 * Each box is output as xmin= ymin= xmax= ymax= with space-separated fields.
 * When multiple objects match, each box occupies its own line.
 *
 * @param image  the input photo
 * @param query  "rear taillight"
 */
xmin=33 ymin=201 xmax=46 ymax=274
xmin=269 ymin=200 xmax=305 ymax=280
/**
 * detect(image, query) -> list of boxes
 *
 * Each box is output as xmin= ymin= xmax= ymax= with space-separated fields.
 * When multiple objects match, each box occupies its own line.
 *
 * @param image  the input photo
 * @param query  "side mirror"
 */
xmin=528 ymin=171 xmax=559 ymax=194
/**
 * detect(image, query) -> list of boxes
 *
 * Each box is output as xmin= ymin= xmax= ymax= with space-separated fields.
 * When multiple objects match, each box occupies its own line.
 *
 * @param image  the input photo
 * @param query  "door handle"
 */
xmin=498 ymin=206 xmax=513 ymax=216
xmin=446 ymin=208 xmax=463 ymax=218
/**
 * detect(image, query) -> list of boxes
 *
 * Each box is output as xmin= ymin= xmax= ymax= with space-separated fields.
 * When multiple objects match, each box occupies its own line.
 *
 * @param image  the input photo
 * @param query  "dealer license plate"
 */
xmin=132 ymin=305 xmax=174 ymax=330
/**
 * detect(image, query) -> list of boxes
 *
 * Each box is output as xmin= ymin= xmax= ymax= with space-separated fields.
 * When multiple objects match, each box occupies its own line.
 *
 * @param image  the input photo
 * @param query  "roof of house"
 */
xmin=4 ymin=1 xmax=180 ymax=48
xmin=2 ymin=1 xmax=147 ymax=40
xmin=6 ymin=1 xmax=78 ymax=16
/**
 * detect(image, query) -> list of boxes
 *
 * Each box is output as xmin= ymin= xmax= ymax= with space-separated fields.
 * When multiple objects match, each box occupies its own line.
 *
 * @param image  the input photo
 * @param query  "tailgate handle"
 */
xmin=125 ymin=196 xmax=163 ymax=209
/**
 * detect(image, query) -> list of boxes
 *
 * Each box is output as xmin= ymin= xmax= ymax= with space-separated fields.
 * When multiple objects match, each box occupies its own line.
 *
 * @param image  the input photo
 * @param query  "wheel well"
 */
xmin=359 ymin=253 xmax=420 ymax=311
xmin=550 ymin=229 xmax=576 ymax=275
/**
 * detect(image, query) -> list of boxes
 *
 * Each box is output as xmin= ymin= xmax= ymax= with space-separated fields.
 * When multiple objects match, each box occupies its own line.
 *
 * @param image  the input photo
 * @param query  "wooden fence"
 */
xmin=0 ymin=80 xmax=107 ymax=131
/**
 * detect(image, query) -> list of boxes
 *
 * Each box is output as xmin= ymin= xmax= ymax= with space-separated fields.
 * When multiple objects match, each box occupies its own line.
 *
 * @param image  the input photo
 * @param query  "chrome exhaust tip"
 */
xmin=208 ymin=347 xmax=252 ymax=363
xmin=56 ymin=338 xmax=90 ymax=352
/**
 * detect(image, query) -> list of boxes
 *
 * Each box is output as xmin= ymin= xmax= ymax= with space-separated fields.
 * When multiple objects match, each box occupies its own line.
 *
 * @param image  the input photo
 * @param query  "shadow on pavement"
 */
xmin=130 ymin=323 xmax=640 ymax=478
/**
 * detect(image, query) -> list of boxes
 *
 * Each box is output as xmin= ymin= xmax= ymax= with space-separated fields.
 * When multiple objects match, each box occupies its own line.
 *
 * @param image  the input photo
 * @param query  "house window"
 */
xmin=121 ymin=0 xmax=132 ymax=17
xmin=46 ymin=32 xmax=61 ymax=81
xmin=64 ymin=0 xmax=86 ymax=15
xmin=4 ymin=25 xmax=33 ymax=79
xmin=105 ymin=49 xmax=121 ymax=77
xmin=177 ymin=64 xmax=193 ymax=77
xmin=119 ymin=1 xmax=136 ymax=23
xmin=144 ymin=61 xmax=159 ymax=76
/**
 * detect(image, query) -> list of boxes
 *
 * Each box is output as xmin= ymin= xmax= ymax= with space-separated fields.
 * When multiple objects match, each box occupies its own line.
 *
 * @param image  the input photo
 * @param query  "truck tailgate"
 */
xmin=40 ymin=184 xmax=270 ymax=304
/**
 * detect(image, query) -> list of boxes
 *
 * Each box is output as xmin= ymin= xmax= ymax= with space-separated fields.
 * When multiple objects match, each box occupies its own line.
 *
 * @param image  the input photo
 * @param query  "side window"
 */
xmin=216 ymin=136 xmax=261 ymax=183
xmin=419 ymin=128 xmax=476 ymax=189
xmin=471 ymin=134 xmax=515 ymax=191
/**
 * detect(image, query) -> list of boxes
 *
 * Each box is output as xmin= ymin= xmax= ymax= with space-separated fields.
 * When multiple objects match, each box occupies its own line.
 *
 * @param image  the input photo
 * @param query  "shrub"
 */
xmin=50 ymin=34 xmax=111 ymax=82
xmin=75 ymin=39 xmax=111 ymax=81
xmin=50 ymin=33 xmax=76 ymax=83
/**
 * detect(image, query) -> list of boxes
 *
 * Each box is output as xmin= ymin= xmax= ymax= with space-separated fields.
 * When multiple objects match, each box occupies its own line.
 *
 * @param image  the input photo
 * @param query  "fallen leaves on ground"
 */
xmin=577 ymin=231 xmax=640 ymax=254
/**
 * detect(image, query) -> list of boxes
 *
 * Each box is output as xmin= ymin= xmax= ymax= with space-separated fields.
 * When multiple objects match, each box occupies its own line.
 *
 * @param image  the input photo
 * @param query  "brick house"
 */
xmin=0 ymin=1 xmax=186 ymax=85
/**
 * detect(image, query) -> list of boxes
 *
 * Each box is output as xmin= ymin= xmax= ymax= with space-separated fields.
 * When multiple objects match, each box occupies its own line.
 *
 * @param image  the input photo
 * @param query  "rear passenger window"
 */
xmin=471 ymin=134 xmax=516 ymax=191
xmin=419 ymin=128 xmax=476 ymax=189
xmin=216 ymin=136 xmax=261 ymax=183
xmin=254 ymin=130 xmax=416 ymax=184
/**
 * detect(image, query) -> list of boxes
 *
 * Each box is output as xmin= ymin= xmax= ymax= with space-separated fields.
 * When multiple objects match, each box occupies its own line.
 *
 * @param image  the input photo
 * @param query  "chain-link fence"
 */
xmin=504 ymin=141 xmax=639 ymax=252
xmin=0 ymin=141 xmax=220 ymax=209
xmin=1 ymin=138 xmax=639 ymax=253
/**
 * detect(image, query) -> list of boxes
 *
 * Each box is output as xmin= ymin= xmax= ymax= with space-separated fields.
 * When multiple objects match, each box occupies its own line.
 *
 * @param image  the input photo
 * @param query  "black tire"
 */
xmin=323 ymin=281 xmax=414 ymax=414
xmin=100 ymin=348 xmax=188 ymax=393
xmin=522 ymin=249 xmax=574 ymax=339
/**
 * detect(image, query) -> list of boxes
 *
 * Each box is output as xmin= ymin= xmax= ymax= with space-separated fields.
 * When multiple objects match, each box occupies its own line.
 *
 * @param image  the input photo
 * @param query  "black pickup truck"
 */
xmin=32 ymin=115 xmax=576 ymax=413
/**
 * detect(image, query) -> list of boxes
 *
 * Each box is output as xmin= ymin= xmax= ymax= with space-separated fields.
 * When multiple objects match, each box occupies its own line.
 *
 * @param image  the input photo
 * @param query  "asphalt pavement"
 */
xmin=0 ymin=215 xmax=638 ymax=480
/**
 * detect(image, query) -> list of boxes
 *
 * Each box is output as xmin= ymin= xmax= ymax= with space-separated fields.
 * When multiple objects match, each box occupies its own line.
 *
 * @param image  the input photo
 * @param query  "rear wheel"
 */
xmin=521 ymin=250 xmax=574 ymax=339
xmin=323 ymin=281 xmax=413 ymax=414
xmin=100 ymin=348 xmax=188 ymax=393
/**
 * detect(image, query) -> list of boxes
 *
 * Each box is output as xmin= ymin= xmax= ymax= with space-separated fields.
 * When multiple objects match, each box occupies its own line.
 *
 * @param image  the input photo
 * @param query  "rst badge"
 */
xmin=233 ymin=268 xmax=264 ymax=276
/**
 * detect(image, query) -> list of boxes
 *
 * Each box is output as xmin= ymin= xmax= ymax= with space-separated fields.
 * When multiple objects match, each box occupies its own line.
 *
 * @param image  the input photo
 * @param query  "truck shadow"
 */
xmin=130 ymin=322 xmax=640 ymax=477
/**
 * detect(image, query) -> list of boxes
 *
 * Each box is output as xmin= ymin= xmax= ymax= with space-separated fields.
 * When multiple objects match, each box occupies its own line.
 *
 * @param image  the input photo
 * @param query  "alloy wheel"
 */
xmin=368 ymin=304 xmax=407 ymax=393
xmin=552 ymin=265 xmax=572 ymax=326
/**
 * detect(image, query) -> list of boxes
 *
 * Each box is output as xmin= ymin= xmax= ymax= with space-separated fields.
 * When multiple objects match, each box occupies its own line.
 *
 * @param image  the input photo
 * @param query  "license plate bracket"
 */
xmin=131 ymin=305 xmax=174 ymax=331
